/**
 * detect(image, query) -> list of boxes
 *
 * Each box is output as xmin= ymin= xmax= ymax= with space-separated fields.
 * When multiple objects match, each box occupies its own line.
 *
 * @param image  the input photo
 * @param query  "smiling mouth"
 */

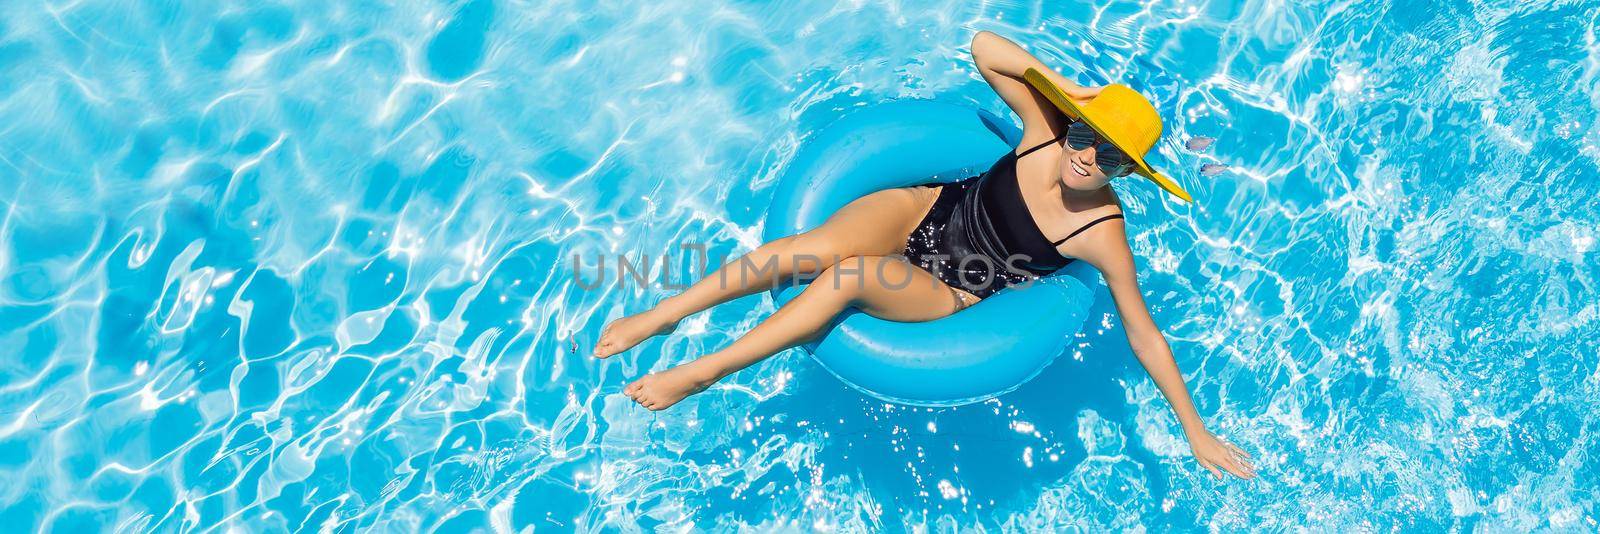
xmin=1070 ymin=161 xmax=1091 ymax=177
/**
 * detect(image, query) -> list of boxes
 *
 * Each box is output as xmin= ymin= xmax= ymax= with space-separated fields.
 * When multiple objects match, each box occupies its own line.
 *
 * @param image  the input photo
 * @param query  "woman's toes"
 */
xmin=594 ymin=311 xmax=679 ymax=359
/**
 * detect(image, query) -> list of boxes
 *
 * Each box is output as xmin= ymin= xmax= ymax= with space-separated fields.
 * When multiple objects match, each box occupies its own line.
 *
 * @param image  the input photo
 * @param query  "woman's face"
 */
xmin=1055 ymin=143 xmax=1115 ymax=191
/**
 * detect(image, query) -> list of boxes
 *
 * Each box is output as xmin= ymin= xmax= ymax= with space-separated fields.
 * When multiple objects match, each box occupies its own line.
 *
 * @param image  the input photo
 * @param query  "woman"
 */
xmin=594 ymin=32 xmax=1255 ymax=480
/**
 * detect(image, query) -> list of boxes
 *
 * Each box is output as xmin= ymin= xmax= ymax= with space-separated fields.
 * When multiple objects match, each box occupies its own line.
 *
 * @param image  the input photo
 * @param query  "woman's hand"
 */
xmin=1063 ymin=84 xmax=1103 ymax=106
xmin=1187 ymin=429 xmax=1256 ymax=480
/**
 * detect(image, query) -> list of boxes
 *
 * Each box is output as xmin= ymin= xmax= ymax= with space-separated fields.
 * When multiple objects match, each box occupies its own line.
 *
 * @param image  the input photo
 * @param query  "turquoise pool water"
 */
xmin=2 ymin=0 xmax=1598 ymax=530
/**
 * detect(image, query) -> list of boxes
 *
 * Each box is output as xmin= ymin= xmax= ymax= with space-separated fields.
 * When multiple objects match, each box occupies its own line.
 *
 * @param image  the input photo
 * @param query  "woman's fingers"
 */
xmin=1067 ymin=86 xmax=1104 ymax=106
xmin=1199 ymin=447 xmax=1257 ymax=480
xmin=1223 ymin=457 xmax=1253 ymax=479
xmin=1066 ymin=84 xmax=1103 ymax=99
xmin=1235 ymin=456 xmax=1259 ymax=478
xmin=1233 ymin=452 xmax=1258 ymax=478
xmin=1222 ymin=444 xmax=1256 ymax=478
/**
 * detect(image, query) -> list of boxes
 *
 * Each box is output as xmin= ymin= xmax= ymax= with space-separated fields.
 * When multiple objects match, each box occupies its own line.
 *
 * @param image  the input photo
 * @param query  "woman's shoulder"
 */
xmin=1072 ymin=187 xmax=1126 ymax=220
xmin=1053 ymin=189 xmax=1130 ymax=259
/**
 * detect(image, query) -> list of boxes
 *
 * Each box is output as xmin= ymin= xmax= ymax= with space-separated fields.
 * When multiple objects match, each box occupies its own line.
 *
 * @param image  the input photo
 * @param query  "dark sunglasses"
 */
xmin=1064 ymin=121 xmax=1134 ymax=176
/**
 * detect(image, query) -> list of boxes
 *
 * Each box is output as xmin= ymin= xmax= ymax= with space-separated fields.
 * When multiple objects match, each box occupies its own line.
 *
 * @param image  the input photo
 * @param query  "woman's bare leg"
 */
xmin=624 ymin=256 xmax=979 ymax=410
xmin=592 ymin=187 xmax=940 ymax=358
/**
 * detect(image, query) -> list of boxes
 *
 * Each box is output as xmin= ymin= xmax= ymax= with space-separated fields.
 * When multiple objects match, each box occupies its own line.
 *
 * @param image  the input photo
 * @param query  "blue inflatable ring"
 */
xmin=763 ymin=100 xmax=1099 ymax=407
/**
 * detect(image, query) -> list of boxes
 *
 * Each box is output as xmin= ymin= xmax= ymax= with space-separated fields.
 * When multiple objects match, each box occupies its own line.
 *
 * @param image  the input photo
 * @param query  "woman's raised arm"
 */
xmin=970 ymin=31 xmax=1101 ymax=143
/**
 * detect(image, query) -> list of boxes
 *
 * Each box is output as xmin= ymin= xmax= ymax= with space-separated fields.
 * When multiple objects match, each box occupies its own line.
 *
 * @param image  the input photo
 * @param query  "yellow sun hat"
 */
xmin=1023 ymin=68 xmax=1192 ymax=203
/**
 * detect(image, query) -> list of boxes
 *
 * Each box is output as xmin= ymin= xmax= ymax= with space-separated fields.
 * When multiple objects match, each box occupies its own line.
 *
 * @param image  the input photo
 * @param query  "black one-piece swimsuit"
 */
xmin=901 ymin=132 xmax=1124 ymax=300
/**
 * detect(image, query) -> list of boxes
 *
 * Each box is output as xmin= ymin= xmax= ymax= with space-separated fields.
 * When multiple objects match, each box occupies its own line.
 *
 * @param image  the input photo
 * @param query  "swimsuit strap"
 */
xmin=1051 ymin=213 xmax=1125 ymax=246
xmin=1014 ymin=129 xmax=1072 ymax=159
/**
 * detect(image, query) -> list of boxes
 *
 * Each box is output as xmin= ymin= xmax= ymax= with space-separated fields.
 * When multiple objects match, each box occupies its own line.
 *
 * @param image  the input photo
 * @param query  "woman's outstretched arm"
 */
xmin=1081 ymin=231 xmax=1258 ymax=480
xmin=969 ymin=31 xmax=1101 ymax=142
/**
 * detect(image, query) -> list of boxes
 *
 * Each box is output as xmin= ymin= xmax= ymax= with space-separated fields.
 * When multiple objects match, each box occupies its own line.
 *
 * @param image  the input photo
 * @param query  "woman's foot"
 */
xmin=593 ymin=308 xmax=679 ymax=358
xmin=625 ymin=360 xmax=720 ymax=411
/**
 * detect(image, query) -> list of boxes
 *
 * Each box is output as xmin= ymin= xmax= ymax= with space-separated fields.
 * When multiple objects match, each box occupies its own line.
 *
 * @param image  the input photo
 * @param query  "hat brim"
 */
xmin=1023 ymin=69 xmax=1193 ymax=203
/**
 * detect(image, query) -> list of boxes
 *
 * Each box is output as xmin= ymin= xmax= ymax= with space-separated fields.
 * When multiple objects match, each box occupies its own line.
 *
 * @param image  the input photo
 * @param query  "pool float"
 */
xmin=763 ymin=100 xmax=1100 ymax=407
